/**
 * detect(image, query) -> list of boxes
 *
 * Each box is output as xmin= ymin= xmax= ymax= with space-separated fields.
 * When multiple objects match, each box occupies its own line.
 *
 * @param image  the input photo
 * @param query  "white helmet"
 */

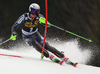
xmin=29 ymin=3 xmax=40 ymax=15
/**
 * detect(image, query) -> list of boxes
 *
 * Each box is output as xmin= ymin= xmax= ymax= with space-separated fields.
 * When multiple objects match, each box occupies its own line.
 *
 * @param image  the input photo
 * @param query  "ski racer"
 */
xmin=11 ymin=3 xmax=78 ymax=67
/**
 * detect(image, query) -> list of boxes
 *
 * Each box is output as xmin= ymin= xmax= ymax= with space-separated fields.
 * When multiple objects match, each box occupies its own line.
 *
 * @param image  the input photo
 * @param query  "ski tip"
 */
xmin=89 ymin=40 xmax=92 ymax=42
xmin=73 ymin=63 xmax=78 ymax=67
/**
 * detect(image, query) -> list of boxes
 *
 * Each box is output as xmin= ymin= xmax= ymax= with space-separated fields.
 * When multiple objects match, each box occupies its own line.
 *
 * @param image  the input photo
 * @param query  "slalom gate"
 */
xmin=41 ymin=0 xmax=48 ymax=58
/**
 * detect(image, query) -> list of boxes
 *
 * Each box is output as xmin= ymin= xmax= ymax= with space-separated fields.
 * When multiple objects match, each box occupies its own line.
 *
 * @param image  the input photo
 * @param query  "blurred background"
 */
xmin=0 ymin=0 xmax=100 ymax=67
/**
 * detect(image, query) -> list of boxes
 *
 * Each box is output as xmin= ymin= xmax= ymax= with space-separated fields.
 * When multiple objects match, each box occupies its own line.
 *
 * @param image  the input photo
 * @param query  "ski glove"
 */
xmin=39 ymin=17 xmax=51 ymax=27
xmin=10 ymin=32 xmax=18 ymax=40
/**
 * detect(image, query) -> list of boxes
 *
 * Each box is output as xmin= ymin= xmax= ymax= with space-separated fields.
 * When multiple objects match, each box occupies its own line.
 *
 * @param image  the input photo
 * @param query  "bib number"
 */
xmin=30 ymin=28 xmax=33 ymax=32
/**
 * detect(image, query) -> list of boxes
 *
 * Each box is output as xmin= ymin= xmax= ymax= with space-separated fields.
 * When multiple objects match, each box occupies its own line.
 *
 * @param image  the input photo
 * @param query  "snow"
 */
xmin=0 ymin=39 xmax=100 ymax=74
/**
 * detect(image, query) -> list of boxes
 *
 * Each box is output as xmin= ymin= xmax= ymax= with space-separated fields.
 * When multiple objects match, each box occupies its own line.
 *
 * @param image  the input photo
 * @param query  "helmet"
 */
xmin=29 ymin=3 xmax=40 ymax=15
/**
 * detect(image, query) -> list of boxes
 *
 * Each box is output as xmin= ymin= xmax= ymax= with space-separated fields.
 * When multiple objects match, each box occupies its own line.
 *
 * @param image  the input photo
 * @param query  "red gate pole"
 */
xmin=41 ymin=0 xmax=48 ymax=59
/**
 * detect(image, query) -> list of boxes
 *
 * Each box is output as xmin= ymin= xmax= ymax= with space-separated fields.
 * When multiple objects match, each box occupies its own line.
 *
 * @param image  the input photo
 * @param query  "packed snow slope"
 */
xmin=0 ymin=39 xmax=100 ymax=74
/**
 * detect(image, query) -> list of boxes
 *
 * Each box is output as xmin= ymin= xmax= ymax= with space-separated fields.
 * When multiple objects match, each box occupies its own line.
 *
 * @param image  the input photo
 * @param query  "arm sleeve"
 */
xmin=11 ymin=14 xmax=25 ymax=32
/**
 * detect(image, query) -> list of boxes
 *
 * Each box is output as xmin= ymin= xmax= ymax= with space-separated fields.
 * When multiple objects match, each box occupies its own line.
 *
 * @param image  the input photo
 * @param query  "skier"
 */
xmin=11 ymin=3 xmax=78 ymax=67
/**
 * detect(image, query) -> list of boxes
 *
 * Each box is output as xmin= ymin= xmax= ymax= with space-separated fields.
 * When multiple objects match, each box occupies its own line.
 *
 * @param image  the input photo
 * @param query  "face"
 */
xmin=30 ymin=8 xmax=40 ymax=18
xmin=30 ymin=14 xmax=37 ymax=18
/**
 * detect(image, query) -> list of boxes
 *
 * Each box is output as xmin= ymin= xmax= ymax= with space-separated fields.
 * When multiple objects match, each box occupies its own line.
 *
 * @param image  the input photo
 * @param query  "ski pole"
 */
xmin=39 ymin=17 xmax=92 ymax=42
xmin=0 ymin=38 xmax=11 ymax=45
xmin=0 ymin=33 xmax=17 ymax=45
xmin=49 ymin=24 xmax=92 ymax=42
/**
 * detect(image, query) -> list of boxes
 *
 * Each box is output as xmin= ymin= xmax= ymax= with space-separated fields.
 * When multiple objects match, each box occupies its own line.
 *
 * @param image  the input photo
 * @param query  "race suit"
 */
xmin=12 ymin=12 xmax=64 ymax=58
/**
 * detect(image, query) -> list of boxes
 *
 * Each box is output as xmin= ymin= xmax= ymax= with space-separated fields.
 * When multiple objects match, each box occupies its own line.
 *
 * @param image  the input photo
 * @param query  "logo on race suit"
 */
xmin=25 ymin=20 xmax=38 ymax=28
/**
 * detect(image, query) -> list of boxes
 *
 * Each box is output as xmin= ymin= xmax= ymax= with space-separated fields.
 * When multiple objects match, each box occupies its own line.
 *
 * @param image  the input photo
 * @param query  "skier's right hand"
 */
xmin=10 ymin=32 xmax=18 ymax=40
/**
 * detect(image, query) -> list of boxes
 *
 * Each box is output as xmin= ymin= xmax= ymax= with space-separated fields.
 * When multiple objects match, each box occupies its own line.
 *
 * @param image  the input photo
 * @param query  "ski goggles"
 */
xmin=31 ymin=8 xmax=40 ymax=15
